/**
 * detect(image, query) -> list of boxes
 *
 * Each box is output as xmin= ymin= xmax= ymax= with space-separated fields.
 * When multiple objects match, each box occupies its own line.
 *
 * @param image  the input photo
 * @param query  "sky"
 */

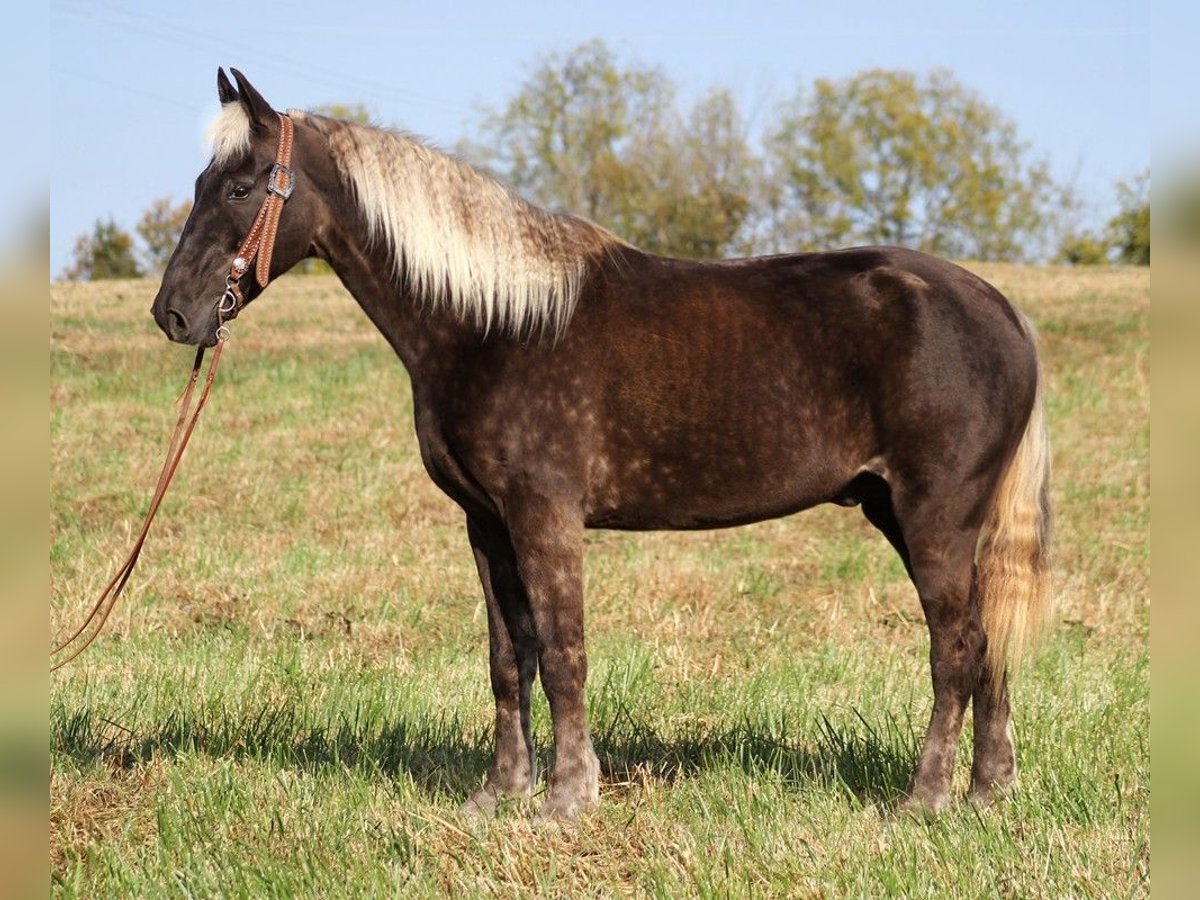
xmin=49 ymin=1 xmax=1154 ymax=277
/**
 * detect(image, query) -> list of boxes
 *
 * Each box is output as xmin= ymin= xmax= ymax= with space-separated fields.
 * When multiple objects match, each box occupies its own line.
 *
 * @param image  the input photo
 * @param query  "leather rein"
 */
xmin=51 ymin=113 xmax=295 ymax=672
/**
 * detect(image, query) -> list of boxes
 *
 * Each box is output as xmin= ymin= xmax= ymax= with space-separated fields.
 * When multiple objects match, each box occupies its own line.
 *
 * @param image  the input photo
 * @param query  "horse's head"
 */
xmin=152 ymin=69 xmax=322 ymax=346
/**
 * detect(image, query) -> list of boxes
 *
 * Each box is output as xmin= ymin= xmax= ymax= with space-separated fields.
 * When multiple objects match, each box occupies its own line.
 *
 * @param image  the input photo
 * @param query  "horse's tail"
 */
xmin=976 ymin=318 xmax=1053 ymax=698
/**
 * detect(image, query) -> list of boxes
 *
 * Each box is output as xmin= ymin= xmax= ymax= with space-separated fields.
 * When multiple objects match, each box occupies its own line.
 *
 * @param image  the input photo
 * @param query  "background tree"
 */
xmin=472 ymin=40 xmax=674 ymax=226
xmin=1054 ymin=169 xmax=1150 ymax=266
xmin=624 ymin=88 xmax=761 ymax=257
xmin=310 ymin=102 xmax=373 ymax=124
xmin=136 ymin=197 xmax=193 ymax=275
xmin=1109 ymin=169 xmax=1149 ymax=265
xmin=469 ymin=40 xmax=759 ymax=258
xmin=764 ymin=68 xmax=1060 ymax=260
xmin=62 ymin=218 xmax=142 ymax=281
xmin=1055 ymin=231 xmax=1112 ymax=266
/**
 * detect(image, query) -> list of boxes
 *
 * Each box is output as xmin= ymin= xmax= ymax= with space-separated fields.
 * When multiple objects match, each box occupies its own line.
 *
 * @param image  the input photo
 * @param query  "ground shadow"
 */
xmin=52 ymin=698 xmax=917 ymax=807
xmin=593 ymin=708 xmax=918 ymax=807
xmin=52 ymin=700 xmax=493 ymax=802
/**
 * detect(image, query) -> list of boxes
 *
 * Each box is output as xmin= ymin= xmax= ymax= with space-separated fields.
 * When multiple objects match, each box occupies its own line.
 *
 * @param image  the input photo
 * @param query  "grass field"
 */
xmin=50 ymin=265 xmax=1149 ymax=897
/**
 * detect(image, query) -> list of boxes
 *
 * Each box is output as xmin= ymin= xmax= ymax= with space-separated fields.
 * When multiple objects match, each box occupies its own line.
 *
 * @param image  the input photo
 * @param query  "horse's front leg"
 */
xmin=459 ymin=516 xmax=539 ymax=819
xmin=507 ymin=497 xmax=599 ymax=826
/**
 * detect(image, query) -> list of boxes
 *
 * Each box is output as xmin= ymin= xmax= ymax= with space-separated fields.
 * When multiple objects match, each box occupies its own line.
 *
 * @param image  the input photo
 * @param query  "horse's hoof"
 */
xmin=966 ymin=789 xmax=997 ymax=810
xmin=967 ymin=778 xmax=1015 ymax=809
xmin=530 ymin=810 xmax=562 ymax=832
xmin=532 ymin=801 xmax=583 ymax=830
xmin=531 ymin=747 xmax=600 ymax=828
xmin=458 ymin=788 xmax=499 ymax=821
xmin=896 ymin=792 xmax=947 ymax=821
xmin=531 ymin=792 xmax=595 ymax=829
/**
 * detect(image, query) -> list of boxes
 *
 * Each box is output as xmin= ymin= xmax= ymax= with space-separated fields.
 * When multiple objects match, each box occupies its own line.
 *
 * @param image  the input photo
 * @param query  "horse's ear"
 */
xmin=229 ymin=68 xmax=274 ymax=125
xmin=217 ymin=67 xmax=237 ymax=105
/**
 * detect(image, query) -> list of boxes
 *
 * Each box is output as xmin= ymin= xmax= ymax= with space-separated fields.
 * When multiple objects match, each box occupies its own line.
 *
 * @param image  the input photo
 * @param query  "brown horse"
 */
xmin=152 ymin=69 xmax=1051 ymax=824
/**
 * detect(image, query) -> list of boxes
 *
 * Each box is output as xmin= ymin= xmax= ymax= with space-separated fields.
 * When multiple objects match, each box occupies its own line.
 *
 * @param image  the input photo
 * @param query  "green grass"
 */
xmin=51 ymin=266 xmax=1149 ymax=897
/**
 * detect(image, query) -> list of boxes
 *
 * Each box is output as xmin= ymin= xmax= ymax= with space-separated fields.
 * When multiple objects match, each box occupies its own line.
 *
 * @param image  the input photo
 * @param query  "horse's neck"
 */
xmin=318 ymin=222 xmax=474 ymax=387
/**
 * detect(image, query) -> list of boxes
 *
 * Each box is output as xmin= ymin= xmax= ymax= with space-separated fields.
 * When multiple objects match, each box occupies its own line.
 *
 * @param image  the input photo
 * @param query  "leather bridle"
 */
xmin=51 ymin=112 xmax=296 ymax=671
xmin=217 ymin=113 xmax=295 ymax=328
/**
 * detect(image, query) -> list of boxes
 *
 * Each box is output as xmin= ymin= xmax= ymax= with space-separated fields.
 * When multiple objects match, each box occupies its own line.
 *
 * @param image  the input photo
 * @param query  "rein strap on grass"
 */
xmin=50 ymin=337 xmax=227 ymax=671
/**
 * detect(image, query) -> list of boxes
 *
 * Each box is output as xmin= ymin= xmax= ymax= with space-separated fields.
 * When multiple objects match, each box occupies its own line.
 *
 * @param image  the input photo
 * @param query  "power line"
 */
xmin=54 ymin=1 xmax=472 ymax=116
xmin=51 ymin=65 xmax=194 ymax=115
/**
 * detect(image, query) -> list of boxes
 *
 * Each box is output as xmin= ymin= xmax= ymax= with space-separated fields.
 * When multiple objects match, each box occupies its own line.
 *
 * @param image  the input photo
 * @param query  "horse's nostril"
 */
xmin=166 ymin=308 xmax=189 ymax=341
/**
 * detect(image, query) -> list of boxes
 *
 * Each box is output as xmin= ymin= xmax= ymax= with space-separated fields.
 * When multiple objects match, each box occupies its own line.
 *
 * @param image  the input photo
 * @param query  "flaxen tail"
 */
xmin=976 ymin=318 xmax=1053 ymax=698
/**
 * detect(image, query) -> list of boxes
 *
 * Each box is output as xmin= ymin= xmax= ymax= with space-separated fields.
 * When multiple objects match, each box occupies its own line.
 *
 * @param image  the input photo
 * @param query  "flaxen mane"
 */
xmin=303 ymin=112 xmax=620 ymax=336
xmin=209 ymin=103 xmax=620 ymax=335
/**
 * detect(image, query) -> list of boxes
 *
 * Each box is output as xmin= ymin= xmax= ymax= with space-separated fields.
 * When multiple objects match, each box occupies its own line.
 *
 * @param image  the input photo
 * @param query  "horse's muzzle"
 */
xmin=151 ymin=294 xmax=217 ymax=346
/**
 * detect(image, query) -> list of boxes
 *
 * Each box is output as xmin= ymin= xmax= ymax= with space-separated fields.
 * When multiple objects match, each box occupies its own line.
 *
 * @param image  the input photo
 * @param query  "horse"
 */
xmin=151 ymin=68 xmax=1051 ymax=825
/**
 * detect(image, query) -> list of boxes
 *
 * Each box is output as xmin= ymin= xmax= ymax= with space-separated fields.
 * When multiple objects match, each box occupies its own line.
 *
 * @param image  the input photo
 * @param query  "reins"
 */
xmin=51 ymin=112 xmax=295 ymax=672
xmin=50 ymin=343 xmax=224 ymax=671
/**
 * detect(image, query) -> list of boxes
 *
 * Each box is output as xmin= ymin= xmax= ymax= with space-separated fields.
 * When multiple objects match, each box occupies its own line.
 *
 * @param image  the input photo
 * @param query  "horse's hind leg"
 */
xmin=459 ymin=516 xmax=539 ymax=819
xmin=887 ymin=487 xmax=989 ymax=814
xmin=970 ymin=658 xmax=1017 ymax=801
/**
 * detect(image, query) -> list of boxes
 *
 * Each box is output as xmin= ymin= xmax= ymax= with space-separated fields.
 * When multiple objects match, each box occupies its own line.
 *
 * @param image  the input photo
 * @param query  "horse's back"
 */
xmin=587 ymin=244 xmax=1037 ymax=431
xmin=564 ymin=245 xmax=1039 ymax=528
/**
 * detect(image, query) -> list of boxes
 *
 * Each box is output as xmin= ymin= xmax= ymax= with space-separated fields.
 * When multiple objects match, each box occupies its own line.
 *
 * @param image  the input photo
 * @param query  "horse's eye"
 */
xmin=228 ymin=183 xmax=252 ymax=201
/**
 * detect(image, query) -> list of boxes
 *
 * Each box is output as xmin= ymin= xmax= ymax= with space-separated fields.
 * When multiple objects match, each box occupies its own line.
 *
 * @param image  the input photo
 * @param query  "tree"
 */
xmin=136 ymin=197 xmax=192 ymax=275
xmin=1055 ymin=231 xmax=1111 ymax=266
xmin=625 ymin=88 xmax=761 ymax=258
xmin=469 ymin=40 xmax=759 ymax=258
xmin=310 ymin=102 xmax=373 ymax=125
xmin=62 ymin=218 xmax=142 ymax=281
xmin=1054 ymin=170 xmax=1150 ymax=266
xmin=313 ymin=106 xmax=372 ymax=273
xmin=473 ymin=40 xmax=674 ymax=226
xmin=1109 ymin=169 xmax=1149 ymax=265
xmin=764 ymin=69 xmax=1061 ymax=260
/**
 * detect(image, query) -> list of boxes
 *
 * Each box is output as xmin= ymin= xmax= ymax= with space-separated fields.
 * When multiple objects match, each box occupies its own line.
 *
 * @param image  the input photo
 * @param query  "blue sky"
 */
xmin=50 ymin=1 xmax=1153 ymax=277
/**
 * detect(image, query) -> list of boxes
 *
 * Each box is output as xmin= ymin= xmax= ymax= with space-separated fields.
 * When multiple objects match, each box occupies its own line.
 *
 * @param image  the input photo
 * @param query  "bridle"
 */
xmin=217 ymin=112 xmax=295 ymax=330
xmin=51 ymin=112 xmax=296 ymax=671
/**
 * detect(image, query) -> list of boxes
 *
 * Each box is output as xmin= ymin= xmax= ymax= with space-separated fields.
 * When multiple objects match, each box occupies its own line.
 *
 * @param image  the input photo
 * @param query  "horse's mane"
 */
xmin=281 ymin=111 xmax=622 ymax=336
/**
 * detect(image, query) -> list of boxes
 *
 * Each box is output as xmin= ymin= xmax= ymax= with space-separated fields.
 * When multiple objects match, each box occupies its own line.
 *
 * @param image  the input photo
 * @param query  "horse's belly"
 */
xmin=582 ymin=440 xmax=853 ymax=530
